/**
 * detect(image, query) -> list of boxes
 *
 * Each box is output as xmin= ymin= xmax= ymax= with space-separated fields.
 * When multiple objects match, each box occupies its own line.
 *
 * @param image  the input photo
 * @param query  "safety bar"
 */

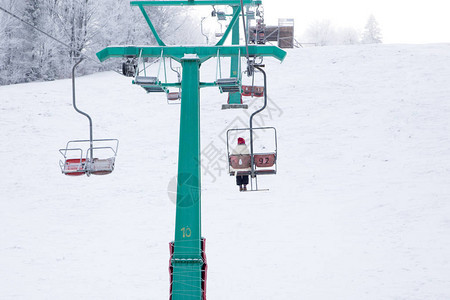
xmin=63 ymin=139 xmax=119 ymax=158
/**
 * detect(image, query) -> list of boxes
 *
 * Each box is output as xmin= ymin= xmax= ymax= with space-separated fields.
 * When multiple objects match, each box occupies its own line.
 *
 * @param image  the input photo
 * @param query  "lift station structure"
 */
xmin=95 ymin=1 xmax=286 ymax=299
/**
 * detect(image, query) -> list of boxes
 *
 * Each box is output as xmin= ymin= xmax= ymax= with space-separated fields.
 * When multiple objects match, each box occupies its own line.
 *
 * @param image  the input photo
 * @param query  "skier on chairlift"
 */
xmin=232 ymin=137 xmax=250 ymax=191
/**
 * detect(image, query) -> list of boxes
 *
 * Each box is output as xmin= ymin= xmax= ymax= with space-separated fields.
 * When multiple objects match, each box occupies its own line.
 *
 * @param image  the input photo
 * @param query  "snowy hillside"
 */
xmin=1 ymin=44 xmax=450 ymax=299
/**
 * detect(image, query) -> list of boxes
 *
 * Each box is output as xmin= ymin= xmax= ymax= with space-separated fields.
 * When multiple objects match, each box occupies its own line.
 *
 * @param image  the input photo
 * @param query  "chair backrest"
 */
xmin=63 ymin=158 xmax=86 ymax=175
xmin=254 ymin=153 xmax=276 ymax=168
xmin=91 ymin=157 xmax=114 ymax=170
xmin=64 ymin=158 xmax=86 ymax=170
xmin=229 ymin=154 xmax=251 ymax=169
xmin=89 ymin=157 xmax=115 ymax=175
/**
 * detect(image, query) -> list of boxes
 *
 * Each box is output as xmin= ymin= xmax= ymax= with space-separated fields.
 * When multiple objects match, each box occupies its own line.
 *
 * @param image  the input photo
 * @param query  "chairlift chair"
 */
xmin=134 ymin=75 xmax=166 ymax=93
xmin=242 ymin=85 xmax=264 ymax=97
xmin=60 ymin=58 xmax=119 ymax=177
xmin=225 ymin=64 xmax=276 ymax=191
xmin=250 ymin=19 xmax=266 ymax=45
xmin=215 ymin=19 xmax=224 ymax=37
xmin=122 ymin=58 xmax=137 ymax=77
xmin=59 ymin=139 xmax=119 ymax=176
xmin=216 ymin=49 xmax=242 ymax=94
xmin=133 ymin=49 xmax=167 ymax=93
xmin=242 ymin=59 xmax=264 ymax=97
xmin=167 ymin=92 xmax=181 ymax=101
xmin=217 ymin=77 xmax=241 ymax=93
xmin=227 ymin=127 xmax=277 ymax=176
xmin=226 ymin=127 xmax=277 ymax=191
xmin=216 ymin=11 xmax=226 ymax=21
xmin=166 ymin=58 xmax=182 ymax=104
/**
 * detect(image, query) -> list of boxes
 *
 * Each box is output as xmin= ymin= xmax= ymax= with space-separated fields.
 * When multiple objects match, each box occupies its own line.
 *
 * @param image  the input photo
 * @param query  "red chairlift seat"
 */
xmin=63 ymin=158 xmax=86 ymax=176
xmin=229 ymin=154 xmax=251 ymax=176
xmin=228 ymin=153 xmax=277 ymax=176
xmin=254 ymin=153 xmax=276 ymax=167
xmin=242 ymin=85 xmax=264 ymax=97
xmin=229 ymin=154 xmax=251 ymax=169
xmin=254 ymin=153 xmax=277 ymax=175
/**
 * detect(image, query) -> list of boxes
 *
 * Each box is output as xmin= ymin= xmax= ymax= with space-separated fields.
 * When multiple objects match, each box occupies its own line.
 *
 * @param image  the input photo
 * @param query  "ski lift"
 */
xmin=133 ymin=49 xmax=167 ymax=93
xmin=225 ymin=64 xmax=277 ymax=191
xmin=59 ymin=58 xmax=119 ymax=177
xmin=59 ymin=139 xmax=119 ymax=176
xmin=211 ymin=6 xmax=226 ymax=20
xmin=167 ymin=92 xmax=181 ymax=101
xmin=246 ymin=10 xmax=255 ymax=20
xmin=215 ymin=49 xmax=242 ymax=94
xmin=242 ymin=85 xmax=264 ymax=97
xmin=241 ymin=57 xmax=264 ymax=98
xmin=215 ymin=20 xmax=224 ymax=38
xmin=122 ymin=58 xmax=137 ymax=77
xmin=249 ymin=5 xmax=266 ymax=45
xmin=166 ymin=58 xmax=181 ymax=104
xmin=216 ymin=11 xmax=226 ymax=21
xmin=226 ymin=127 xmax=277 ymax=175
xmin=250 ymin=19 xmax=266 ymax=45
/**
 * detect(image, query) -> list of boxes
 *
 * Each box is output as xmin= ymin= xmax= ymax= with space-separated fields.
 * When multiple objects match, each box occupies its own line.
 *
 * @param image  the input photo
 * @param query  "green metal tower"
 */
xmin=223 ymin=4 xmax=246 ymax=109
xmin=96 ymin=1 xmax=286 ymax=299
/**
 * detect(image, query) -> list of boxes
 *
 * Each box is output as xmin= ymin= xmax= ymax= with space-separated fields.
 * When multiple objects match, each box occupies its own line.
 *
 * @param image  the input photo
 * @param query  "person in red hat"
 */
xmin=231 ymin=137 xmax=250 ymax=191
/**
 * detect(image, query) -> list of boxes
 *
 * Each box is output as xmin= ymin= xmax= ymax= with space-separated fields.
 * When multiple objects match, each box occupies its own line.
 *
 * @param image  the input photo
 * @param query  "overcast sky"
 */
xmin=261 ymin=0 xmax=449 ymax=43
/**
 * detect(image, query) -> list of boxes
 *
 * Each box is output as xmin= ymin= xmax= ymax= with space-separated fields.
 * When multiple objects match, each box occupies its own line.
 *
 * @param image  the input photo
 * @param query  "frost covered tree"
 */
xmin=303 ymin=20 xmax=361 ymax=46
xmin=22 ymin=0 xmax=59 ymax=81
xmin=0 ymin=0 xmax=202 ymax=85
xmin=337 ymin=27 xmax=360 ymax=45
xmin=361 ymin=14 xmax=382 ymax=44
xmin=0 ymin=0 xmax=35 ymax=84
xmin=304 ymin=19 xmax=336 ymax=46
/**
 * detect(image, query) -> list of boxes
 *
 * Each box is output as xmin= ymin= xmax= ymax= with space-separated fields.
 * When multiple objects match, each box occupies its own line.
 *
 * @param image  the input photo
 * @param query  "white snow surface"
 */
xmin=1 ymin=44 xmax=450 ymax=299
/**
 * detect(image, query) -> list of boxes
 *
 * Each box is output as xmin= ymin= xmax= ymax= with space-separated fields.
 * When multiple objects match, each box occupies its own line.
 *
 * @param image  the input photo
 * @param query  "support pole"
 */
xmin=172 ymin=54 xmax=204 ymax=300
xmin=71 ymin=58 xmax=94 ymax=162
xmin=222 ymin=5 xmax=247 ymax=109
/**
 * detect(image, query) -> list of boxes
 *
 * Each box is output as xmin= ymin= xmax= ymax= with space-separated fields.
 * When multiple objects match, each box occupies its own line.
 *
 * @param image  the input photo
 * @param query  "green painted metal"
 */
xmin=171 ymin=54 xmax=203 ymax=300
xmin=135 ymin=81 xmax=213 ymax=88
xmin=130 ymin=0 xmax=262 ymax=6
xmin=215 ymin=5 xmax=241 ymax=46
xmin=228 ymin=5 xmax=242 ymax=104
xmin=96 ymin=45 xmax=286 ymax=64
xmin=137 ymin=5 xmax=166 ymax=46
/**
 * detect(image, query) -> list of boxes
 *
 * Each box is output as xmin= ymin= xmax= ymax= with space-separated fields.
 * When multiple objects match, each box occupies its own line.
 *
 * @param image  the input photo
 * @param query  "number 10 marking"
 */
xmin=181 ymin=227 xmax=191 ymax=238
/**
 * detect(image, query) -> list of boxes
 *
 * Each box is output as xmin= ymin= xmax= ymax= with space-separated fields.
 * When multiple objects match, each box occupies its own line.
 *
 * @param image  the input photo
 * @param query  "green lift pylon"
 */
xmin=96 ymin=1 xmax=286 ymax=299
xmin=222 ymin=5 xmax=246 ymax=109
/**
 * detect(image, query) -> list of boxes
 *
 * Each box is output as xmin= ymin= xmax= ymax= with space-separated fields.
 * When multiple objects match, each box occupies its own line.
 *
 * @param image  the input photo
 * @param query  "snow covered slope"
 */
xmin=1 ymin=44 xmax=450 ymax=299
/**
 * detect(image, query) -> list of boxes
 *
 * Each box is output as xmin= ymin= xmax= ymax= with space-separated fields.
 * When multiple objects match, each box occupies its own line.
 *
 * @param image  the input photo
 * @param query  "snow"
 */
xmin=1 ymin=43 xmax=450 ymax=299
